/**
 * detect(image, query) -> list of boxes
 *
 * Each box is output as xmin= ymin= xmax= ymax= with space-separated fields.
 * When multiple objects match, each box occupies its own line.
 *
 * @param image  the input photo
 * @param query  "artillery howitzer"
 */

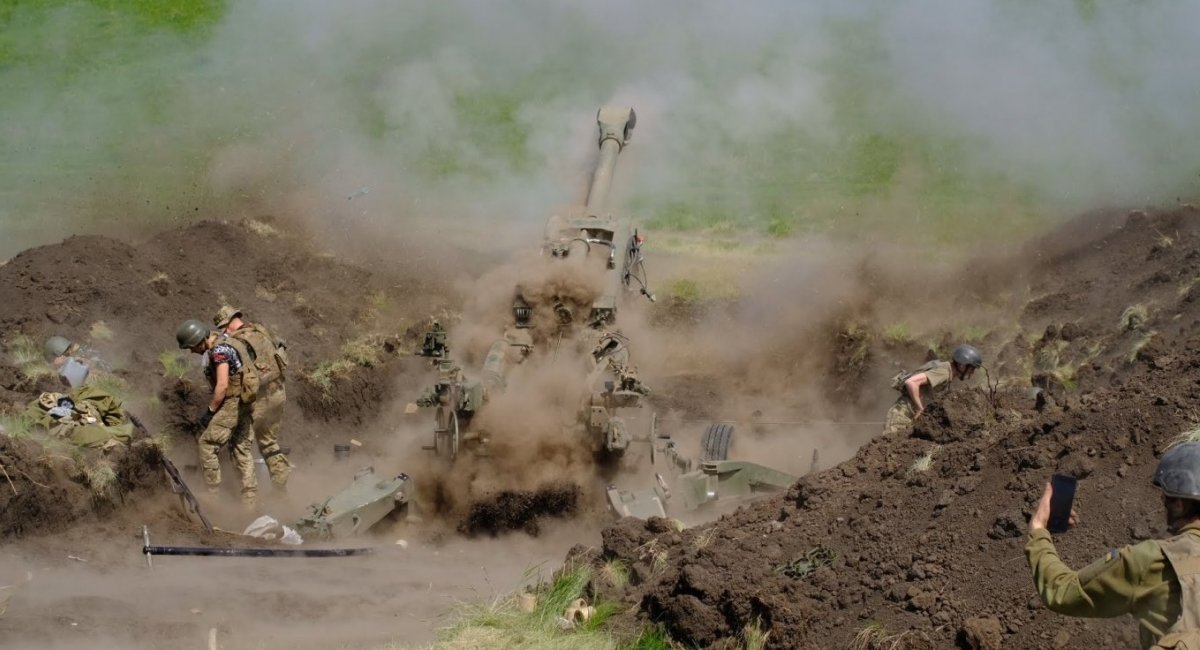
xmin=415 ymin=106 xmax=654 ymax=460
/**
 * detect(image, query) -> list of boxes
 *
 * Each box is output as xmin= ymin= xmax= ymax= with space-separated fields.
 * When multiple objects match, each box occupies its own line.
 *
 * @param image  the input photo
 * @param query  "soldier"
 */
xmin=43 ymin=335 xmax=103 ymax=388
xmin=1027 ymin=442 xmax=1200 ymax=648
xmin=214 ymin=306 xmax=291 ymax=489
xmin=882 ymin=344 xmax=982 ymax=435
xmin=176 ymin=319 xmax=258 ymax=505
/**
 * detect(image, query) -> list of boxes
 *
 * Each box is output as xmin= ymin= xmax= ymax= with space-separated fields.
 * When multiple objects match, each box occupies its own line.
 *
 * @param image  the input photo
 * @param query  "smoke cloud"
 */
xmin=3 ymin=0 xmax=1199 ymax=257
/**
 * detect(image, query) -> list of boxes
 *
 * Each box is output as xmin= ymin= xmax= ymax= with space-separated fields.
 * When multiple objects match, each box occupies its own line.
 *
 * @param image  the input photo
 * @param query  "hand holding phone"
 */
xmin=1047 ymin=474 xmax=1078 ymax=534
xmin=1030 ymin=475 xmax=1079 ymax=534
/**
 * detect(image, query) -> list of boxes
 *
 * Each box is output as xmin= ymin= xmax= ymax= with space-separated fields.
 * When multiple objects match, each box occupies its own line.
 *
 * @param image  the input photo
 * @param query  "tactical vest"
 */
xmin=218 ymin=336 xmax=261 ymax=404
xmin=891 ymin=360 xmax=944 ymax=393
xmin=1152 ymin=530 xmax=1200 ymax=649
xmin=232 ymin=322 xmax=287 ymax=386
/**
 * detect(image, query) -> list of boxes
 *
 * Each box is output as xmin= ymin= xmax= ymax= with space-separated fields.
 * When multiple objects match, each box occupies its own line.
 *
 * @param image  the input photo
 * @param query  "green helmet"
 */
xmin=44 ymin=335 xmax=72 ymax=361
xmin=176 ymin=319 xmax=210 ymax=350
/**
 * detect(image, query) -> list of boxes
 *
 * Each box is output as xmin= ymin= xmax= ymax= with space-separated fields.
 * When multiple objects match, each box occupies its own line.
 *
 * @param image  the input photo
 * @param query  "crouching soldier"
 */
xmin=175 ymin=319 xmax=258 ymax=506
xmin=883 ymin=344 xmax=982 ymax=435
xmin=44 ymin=335 xmax=107 ymax=388
xmin=214 ymin=306 xmax=291 ymax=489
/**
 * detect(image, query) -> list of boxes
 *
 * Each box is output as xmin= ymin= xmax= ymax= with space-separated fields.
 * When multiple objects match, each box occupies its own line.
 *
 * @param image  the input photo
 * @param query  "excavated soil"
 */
xmin=5 ymin=205 xmax=1200 ymax=648
xmin=573 ymin=206 xmax=1200 ymax=648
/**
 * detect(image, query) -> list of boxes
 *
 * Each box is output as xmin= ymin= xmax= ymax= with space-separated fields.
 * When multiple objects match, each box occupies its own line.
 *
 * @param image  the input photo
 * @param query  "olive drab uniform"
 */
xmin=882 ymin=360 xmax=952 ymax=435
xmin=1026 ymin=522 xmax=1200 ymax=649
xmin=199 ymin=336 xmax=258 ymax=503
xmin=230 ymin=322 xmax=291 ymax=488
xmin=24 ymin=385 xmax=133 ymax=449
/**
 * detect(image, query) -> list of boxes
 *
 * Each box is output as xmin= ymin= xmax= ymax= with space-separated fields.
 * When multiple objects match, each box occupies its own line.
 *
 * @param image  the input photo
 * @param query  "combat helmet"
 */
xmin=44 ymin=335 xmax=71 ymax=361
xmin=176 ymin=319 xmax=211 ymax=350
xmin=1154 ymin=441 xmax=1200 ymax=501
xmin=213 ymin=305 xmax=242 ymax=329
xmin=951 ymin=344 xmax=983 ymax=368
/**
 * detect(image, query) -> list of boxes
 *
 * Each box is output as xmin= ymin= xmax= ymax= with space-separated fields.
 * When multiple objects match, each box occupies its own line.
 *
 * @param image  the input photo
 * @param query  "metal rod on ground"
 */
xmin=144 ymin=546 xmax=373 ymax=558
xmin=142 ymin=525 xmax=372 ymax=560
xmin=620 ymin=416 xmax=885 ymax=426
xmin=809 ymin=449 xmax=820 ymax=475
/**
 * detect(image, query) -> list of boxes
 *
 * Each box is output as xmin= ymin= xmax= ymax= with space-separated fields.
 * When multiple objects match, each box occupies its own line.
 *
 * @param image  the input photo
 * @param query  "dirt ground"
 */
xmin=574 ymin=206 xmax=1200 ymax=648
xmin=2 ymin=205 xmax=1199 ymax=648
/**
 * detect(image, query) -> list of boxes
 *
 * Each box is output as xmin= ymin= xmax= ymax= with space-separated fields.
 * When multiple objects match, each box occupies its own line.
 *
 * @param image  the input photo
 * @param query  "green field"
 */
xmin=1 ymin=1 xmax=1195 ymax=257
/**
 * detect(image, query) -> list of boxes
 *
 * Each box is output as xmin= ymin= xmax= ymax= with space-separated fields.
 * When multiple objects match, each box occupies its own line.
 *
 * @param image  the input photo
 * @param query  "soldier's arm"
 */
xmin=209 ymin=363 xmax=229 ymax=412
xmin=1026 ymin=529 xmax=1141 ymax=618
xmin=904 ymin=373 xmax=928 ymax=412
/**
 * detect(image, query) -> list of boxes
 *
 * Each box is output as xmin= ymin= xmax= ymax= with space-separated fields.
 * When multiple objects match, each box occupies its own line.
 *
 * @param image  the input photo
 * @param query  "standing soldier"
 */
xmin=882 ymin=344 xmax=982 ymax=435
xmin=1027 ymin=442 xmax=1200 ymax=648
xmin=175 ymin=319 xmax=258 ymax=506
xmin=214 ymin=306 xmax=291 ymax=489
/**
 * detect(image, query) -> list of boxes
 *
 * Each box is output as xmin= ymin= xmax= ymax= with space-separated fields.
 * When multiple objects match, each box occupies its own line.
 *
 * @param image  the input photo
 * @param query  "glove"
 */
xmin=198 ymin=408 xmax=215 ymax=430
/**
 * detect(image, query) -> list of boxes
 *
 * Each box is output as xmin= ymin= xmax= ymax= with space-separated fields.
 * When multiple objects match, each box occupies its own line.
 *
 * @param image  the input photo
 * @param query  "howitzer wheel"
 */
xmin=701 ymin=423 xmax=734 ymax=461
xmin=434 ymin=407 xmax=460 ymax=462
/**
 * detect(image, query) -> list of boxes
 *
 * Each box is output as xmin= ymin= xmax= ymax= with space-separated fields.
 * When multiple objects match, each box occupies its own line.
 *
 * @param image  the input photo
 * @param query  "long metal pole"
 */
xmin=144 ymin=545 xmax=373 ymax=558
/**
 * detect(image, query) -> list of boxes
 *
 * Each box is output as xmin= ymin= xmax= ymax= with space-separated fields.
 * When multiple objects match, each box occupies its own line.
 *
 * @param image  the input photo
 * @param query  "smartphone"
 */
xmin=1047 ymin=474 xmax=1078 ymax=534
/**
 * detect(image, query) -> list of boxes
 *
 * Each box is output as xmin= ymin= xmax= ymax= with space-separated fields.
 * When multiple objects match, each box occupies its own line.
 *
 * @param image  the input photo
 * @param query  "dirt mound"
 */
xmin=457 ymin=482 xmax=582 ymax=536
xmin=576 ymin=206 xmax=1200 ymax=648
xmin=0 ymin=437 xmax=166 ymax=538
xmin=0 ymin=217 xmax=447 ymax=442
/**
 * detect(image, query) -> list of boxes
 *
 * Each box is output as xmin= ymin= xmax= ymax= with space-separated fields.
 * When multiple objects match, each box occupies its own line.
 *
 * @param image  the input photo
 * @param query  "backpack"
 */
xmin=221 ymin=335 xmax=261 ymax=404
xmin=1152 ymin=532 xmax=1200 ymax=649
xmin=233 ymin=322 xmax=287 ymax=385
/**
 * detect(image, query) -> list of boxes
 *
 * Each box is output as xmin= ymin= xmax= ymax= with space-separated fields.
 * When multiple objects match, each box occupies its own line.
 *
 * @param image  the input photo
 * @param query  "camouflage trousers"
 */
xmin=197 ymin=396 xmax=257 ymax=503
xmin=250 ymin=383 xmax=291 ymax=489
xmin=882 ymin=396 xmax=917 ymax=436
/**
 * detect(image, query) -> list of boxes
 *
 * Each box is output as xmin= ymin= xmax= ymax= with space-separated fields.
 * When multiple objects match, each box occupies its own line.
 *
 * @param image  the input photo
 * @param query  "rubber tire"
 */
xmin=701 ymin=423 xmax=734 ymax=461
xmin=436 ymin=408 xmax=460 ymax=462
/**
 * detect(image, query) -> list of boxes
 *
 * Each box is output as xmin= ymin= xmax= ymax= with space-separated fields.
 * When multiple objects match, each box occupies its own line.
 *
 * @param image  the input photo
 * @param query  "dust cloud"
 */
xmin=3 ymin=1 xmax=1200 ymax=256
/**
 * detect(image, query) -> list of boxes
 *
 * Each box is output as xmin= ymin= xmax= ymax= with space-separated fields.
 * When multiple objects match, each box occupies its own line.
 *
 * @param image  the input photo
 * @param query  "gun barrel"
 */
xmin=584 ymin=106 xmax=636 ymax=216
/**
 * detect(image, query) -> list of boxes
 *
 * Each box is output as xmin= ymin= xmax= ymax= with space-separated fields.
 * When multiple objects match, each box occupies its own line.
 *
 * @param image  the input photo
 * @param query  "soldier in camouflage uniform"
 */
xmin=1027 ymin=442 xmax=1200 ymax=649
xmin=176 ymin=319 xmax=257 ymax=505
xmin=214 ymin=306 xmax=291 ymax=489
xmin=882 ymin=344 xmax=982 ymax=435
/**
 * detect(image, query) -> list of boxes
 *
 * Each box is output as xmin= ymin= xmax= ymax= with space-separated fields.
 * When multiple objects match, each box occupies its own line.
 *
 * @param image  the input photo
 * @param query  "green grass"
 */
xmin=88 ymin=372 xmax=129 ymax=401
xmin=1119 ymin=304 xmax=1149 ymax=332
xmin=1129 ymin=330 xmax=1158 ymax=364
xmin=955 ymin=325 xmax=990 ymax=343
xmin=623 ymin=627 xmax=672 ymax=650
xmin=1171 ymin=426 xmax=1200 ymax=448
xmin=393 ymin=564 xmax=633 ymax=650
xmin=88 ymin=320 xmax=114 ymax=342
xmin=599 ymin=559 xmax=630 ymax=590
xmin=882 ymin=323 xmax=912 ymax=346
xmin=0 ymin=413 xmax=37 ymax=439
xmin=6 ymin=335 xmax=55 ymax=380
xmin=85 ymin=461 xmax=117 ymax=496
xmin=158 ymin=350 xmax=190 ymax=380
xmin=908 ymin=445 xmax=938 ymax=475
xmin=664 ymin=278 xmax=702 ymax=304
xmin=307 ymin=335 xmax=384 ymax=398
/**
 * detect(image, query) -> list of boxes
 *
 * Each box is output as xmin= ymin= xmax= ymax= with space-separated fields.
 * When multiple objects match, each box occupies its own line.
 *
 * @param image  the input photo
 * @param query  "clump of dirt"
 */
xmin=457 ymin=482 xmax=581 ymax=537
xmin=575 ymin=206 xmax=1200 ymax=648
